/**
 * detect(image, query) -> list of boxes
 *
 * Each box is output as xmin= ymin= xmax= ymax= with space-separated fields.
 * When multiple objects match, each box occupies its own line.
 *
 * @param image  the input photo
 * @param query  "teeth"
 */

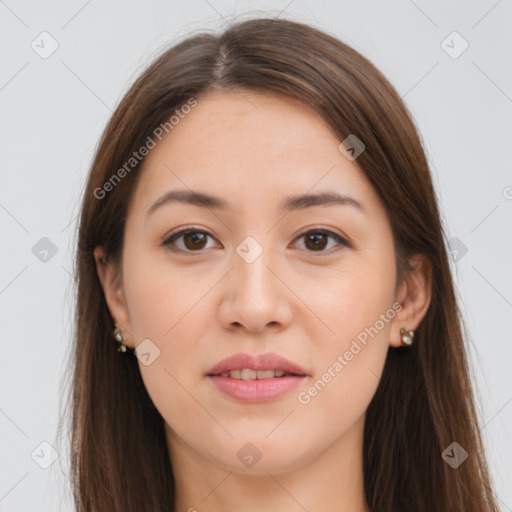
xmin=254 ymin=369 xmax=276 ymax=380
xmin=241 ymin=368 xmax=257 ymax=380
xmin=218 ymin=369 xmax=289 ymax=380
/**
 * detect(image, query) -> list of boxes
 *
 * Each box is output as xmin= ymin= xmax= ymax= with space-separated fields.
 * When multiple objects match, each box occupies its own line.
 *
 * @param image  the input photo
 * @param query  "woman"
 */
xmin=64 ymin=16 xmax=500 ymax=512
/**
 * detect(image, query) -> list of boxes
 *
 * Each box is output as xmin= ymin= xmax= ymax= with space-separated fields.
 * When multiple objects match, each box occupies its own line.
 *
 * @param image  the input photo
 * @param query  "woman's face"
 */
xmin=97 ymin=89 xmax=417 ymax=475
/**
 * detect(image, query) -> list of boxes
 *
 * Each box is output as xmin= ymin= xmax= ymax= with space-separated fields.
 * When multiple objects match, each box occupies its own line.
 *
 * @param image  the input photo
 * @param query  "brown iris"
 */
xmin=304 ymin=232 xmax=328 ymax=251
xmin=182 ymin=231 xmax=208 ymax=250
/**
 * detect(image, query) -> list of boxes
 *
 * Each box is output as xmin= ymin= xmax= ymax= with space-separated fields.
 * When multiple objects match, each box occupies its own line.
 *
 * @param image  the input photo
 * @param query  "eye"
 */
xmin=162 ymin=228 xmax=218 ymax=253
xmin=161 ymin=227 xmax=349 ymax=255
xmin=293 ymin=229 xmax=349 ymax=254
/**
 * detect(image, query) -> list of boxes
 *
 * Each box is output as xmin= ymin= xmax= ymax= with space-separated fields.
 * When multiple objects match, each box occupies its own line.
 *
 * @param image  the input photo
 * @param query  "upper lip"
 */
xmin=207 ymin=352 xmax=309 ymax=376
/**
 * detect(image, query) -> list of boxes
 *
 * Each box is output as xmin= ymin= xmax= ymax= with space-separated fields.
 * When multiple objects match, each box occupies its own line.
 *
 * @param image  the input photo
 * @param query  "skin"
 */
xmin=94 ymin=89 xmax=431 ymax=512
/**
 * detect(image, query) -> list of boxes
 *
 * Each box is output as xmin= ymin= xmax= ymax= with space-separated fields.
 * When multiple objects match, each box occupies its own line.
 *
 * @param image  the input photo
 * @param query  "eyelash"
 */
xmin=161 ymin=227 xmax=350 ymax=256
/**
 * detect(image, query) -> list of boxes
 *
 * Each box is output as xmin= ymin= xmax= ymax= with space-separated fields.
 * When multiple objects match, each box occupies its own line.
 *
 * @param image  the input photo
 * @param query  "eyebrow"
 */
xmin=146 ymin=189 xmax=366 ymax=217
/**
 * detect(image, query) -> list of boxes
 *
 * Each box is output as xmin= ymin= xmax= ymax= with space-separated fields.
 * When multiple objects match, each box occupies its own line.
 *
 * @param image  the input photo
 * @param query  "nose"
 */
xmin=217 ymin=243 xmax=294 ymax=334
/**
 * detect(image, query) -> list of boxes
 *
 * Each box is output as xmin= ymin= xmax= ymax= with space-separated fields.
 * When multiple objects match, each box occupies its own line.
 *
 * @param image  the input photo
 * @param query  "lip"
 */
xmin=206 ymin=352 xmax=309 ymax=403
xmin=207 ymin=352 xmax=308 ymax=376
xmin=208 ymin=375 xmax=306 ymax=403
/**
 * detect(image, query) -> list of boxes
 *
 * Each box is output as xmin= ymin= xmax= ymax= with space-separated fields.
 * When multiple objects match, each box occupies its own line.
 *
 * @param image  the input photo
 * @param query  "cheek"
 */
xmin=305 ymin=250 xmax=396 ymax=353
xmin=293 ymin=302 xmax=392 ymax=451
xmin=296 ymin=251 xmax=396 ymax=420
xmin=122 ymin=251 xmax=217 ymax=416
xmin=123 ymin=246 xmax=215 ymax=343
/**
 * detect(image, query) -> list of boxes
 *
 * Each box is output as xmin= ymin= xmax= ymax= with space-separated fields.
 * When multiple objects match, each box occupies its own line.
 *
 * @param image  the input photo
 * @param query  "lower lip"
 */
xmin=208 ymin=375 xmax=306 ymax=403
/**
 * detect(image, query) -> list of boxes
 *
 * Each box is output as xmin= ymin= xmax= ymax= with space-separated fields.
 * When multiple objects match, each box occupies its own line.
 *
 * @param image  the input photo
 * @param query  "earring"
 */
xmin=400 ymin=328 xmax=415 ymax=346
xmin=113 ymin=324 xmax=128 ymax=352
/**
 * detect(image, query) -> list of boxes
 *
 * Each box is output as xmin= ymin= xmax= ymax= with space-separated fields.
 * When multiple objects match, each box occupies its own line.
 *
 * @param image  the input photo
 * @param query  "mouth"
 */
xmin=208 ymin=368 xmax=305 ymax=380
xmin=206 ymin=353 xmax=308 ymax=402
xmin=206 ymin=352 xmax=308 ymax=378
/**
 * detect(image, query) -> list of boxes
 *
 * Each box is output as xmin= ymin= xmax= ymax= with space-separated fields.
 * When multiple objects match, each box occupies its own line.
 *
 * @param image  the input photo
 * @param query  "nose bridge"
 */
xmin=219 ymin=231 xmax=292 ymax=333
xmin=234 ymin=233 xmax=275 ymax=297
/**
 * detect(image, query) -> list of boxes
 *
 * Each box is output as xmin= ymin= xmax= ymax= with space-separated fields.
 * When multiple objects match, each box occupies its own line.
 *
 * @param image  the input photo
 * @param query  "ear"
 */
xmin=93 ymin=246 xmax=135 ymax=349
xmin=389 ymin=253 xmax=432 ymax=348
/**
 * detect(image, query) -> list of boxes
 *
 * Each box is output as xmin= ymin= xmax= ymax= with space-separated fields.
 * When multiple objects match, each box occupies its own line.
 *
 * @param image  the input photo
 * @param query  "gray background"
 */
xmin=1 ymin=0 xmax=511 ymax=510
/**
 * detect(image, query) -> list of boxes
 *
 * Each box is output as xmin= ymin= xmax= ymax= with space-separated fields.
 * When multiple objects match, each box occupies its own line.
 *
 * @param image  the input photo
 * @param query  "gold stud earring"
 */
xmin=400 ymin=327 xmax=415 ymax=346
xmin=113 ymin=324 xmax=128 ymax=352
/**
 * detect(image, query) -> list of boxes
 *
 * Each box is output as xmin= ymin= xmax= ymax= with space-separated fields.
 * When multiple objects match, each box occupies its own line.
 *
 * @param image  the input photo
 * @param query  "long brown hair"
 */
xmin=60 ymin=16 xmax=500 ymax=511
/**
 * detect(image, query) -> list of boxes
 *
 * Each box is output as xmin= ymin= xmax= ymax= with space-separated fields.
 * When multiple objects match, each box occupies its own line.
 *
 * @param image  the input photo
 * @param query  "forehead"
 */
xmin=130 ymin=90 xmax=378 ymax=216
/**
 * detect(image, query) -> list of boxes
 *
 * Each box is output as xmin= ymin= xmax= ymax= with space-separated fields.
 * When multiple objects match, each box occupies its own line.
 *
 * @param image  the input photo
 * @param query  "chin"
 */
xmin=207 ymin=435 xmax=316 ymax=476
